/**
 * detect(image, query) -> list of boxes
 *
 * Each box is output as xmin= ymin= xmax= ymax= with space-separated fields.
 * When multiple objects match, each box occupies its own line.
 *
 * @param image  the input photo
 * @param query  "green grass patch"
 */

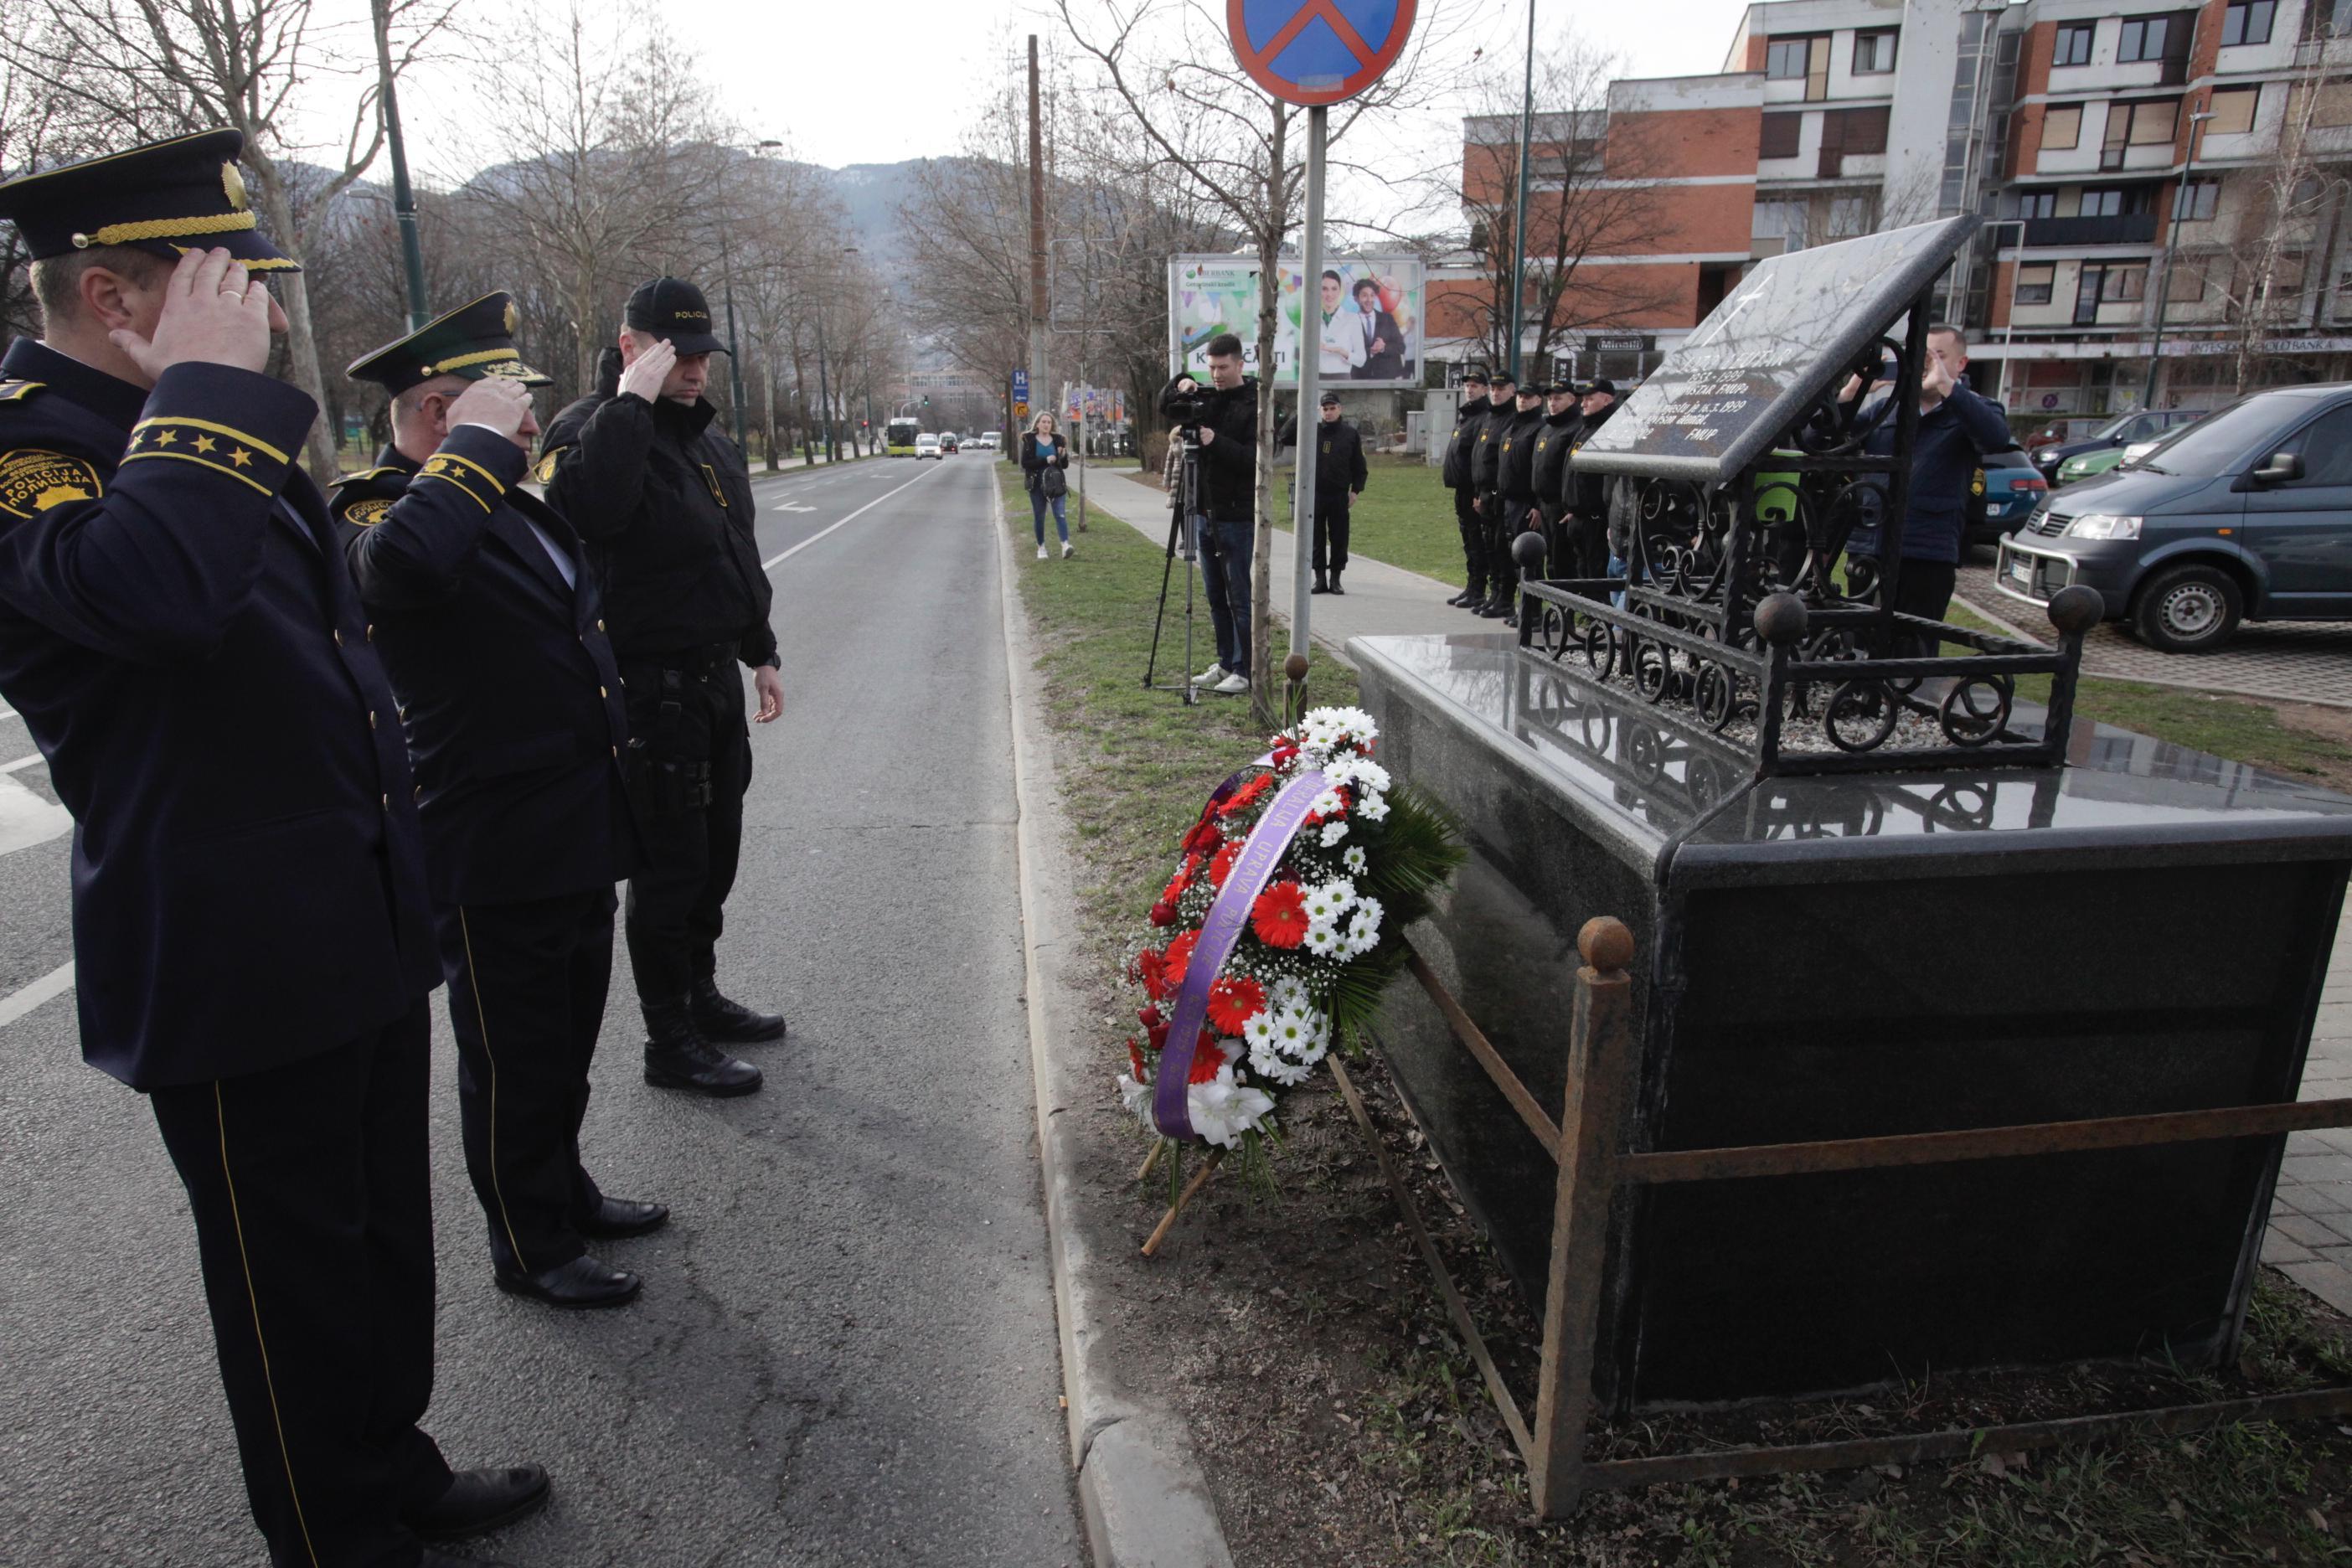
xmin=997 ymin=464 xmax=1361 ymax=930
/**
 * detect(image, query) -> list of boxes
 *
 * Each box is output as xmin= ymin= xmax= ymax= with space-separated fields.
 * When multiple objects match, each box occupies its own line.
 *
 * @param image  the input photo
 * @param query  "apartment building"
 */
xmin=1431 ymin=0 xmax=2352 ymax=424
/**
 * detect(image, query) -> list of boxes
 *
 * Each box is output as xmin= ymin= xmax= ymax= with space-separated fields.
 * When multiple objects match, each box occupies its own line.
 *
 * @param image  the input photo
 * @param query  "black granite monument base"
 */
xmin=1358 ymin=631 xmax=2352 ymax=1415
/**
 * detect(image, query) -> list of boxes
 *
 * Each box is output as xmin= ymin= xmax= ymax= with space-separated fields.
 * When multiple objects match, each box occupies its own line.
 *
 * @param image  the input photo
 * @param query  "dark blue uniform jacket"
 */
xmin=1840 ymin=381 xmax=2013 ymax=565
xmin=0 ymin=340 xmax=437 ymax=1091
xmin=333 ymin=432 xmax=639 ymax=907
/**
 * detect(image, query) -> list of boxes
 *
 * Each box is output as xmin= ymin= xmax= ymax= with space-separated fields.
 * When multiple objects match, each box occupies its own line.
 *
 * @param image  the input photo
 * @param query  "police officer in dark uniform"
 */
xmin=337 ymin=293 xmax=664 ymax=1311
xmin=1466 ymin=369 xmax=1515 ymax=616
xmin=0 ymin=131 xmax=546 ymax=1568
xmin=1529 ymin=380 xmax=1584 ymax=579
xmin=539 ymin=276 xmax=785 ymax=1097
xmin=1276 ymin=389 xmax=1367 ymax=596
xmin=1439 ymin=369 xmax=1489 ymax=607
xmin=1492 ymin=379 xmax=1549 ymax=627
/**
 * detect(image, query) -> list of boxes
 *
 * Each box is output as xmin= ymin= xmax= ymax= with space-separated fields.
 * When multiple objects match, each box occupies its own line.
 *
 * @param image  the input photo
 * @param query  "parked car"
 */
xmin=1995 ymin=384 xmax=2352 ymax=652
xmin=916 ymin=433 xmax=941 ymax=461
xmin=2034 ymin=407 xmax=2207 ymax=485
xmin=977 ymin=431 xmax=1003 ymax=451
xmin=2020 ymin=415 xmax=2109 ymax=451
xmin=1967 ymin=446 xmax=2047 ymax=548
xmin=2055 ymin=446 xmax=2128 ymax=487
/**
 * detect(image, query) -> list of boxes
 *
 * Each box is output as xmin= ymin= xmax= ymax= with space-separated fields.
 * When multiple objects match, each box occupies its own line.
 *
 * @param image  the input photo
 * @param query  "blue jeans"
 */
xmin=1029 ymin=486 xmax=1068 ymax=544
xmin=1196 ymin=516 xmax=1253 ymax=677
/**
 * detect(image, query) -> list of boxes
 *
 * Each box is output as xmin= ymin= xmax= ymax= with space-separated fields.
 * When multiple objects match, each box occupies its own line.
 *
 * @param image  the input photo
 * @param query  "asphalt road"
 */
xmin=0 ymin=453 xmax=1086 ymax=1565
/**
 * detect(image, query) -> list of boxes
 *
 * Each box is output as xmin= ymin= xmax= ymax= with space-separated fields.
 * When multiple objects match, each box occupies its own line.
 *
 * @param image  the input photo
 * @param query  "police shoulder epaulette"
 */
xmin=0 ymin=379 xmax=45 ymax=404
xmin=331 ymin=466 xmax=402 ymax=489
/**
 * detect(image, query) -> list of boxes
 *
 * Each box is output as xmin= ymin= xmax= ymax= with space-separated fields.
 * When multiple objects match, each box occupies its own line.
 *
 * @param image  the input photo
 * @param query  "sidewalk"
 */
xmin=1082 ymin=467 xmax=2352 ymax=1313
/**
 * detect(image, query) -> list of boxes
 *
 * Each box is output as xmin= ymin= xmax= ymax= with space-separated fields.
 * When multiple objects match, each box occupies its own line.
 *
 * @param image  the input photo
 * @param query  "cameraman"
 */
xmin=1159 ymin=333 xmax=1260 ymax=697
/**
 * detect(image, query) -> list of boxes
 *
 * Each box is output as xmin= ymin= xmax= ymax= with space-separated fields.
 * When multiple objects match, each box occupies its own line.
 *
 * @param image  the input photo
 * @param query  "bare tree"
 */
xmin=3 ymin=0 xmax=459 ymax=476
xmin=2219 ymin=62 xmax=2349 ymax=393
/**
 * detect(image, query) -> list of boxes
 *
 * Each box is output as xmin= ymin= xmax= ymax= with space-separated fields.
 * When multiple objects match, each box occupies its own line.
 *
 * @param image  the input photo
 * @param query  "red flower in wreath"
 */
xmin=1205 ymin=974 xmax=1266 ymax=1035
xmin=1183 ymin=817 xmax=1223 ymax=854
xmin=1219 ymin=773 xmax=1274 ymax=817
xmin=1251 ymin=881 xmax=1309 ymax=949
xmin=1136 ymin=947 xmax=1171 ymax=1001
xmin=1187 ymin=1029 xmax=1227 ymax=1084
xmin=1163 ymin=929 xmax=1201 ymax=985
xmin=1208 ymin=838 xmax=1243 ymax=889
xmin=1127 ymin=1038 xmax=1148 ymax=1079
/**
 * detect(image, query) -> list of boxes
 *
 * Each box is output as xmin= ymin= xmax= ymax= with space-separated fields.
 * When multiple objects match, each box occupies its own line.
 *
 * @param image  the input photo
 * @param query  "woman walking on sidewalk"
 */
xmin=1022 ymin=412 xmax=1074 ymax=560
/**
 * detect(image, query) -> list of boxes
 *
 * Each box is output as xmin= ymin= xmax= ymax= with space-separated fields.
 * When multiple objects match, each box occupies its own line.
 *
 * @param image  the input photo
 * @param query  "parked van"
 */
xmin=1995 ymin=384 xmax=2352 ymax=652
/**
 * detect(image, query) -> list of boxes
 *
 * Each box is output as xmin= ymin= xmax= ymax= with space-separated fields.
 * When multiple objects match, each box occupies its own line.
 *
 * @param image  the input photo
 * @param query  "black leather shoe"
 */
xmin=646 ymin=998 xmax=764 ymax=1096
xmin=493 ymin=1254 xmax=642 ymax=1309
xmin=425 ymin=1550 xmax=518 ymax=1568
xmin=1311 ymin=573 xmax=1328 ymax=594
xmin=1330 ymin=572 xmax=1345 ymax=596
xmin=577 ymin=1195 xmax=669 ymax=1239
xmin=1475 ymin=596 xmax=1513 ymax=618
xmin=409 ymin=1463 xmax=549 ymax=1541
xmin=1447 ymin=586 xmax=1481 ymax=606
xmin=689 ymin=977 xmax=788 ymax=1044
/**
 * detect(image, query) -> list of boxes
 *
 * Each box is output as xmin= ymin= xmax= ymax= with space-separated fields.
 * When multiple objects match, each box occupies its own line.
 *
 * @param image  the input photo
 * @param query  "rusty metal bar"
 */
xmin=1328 ymin=1055 xmax=1538 ymax=1467
xmin=1577 ymin=1385 xmax=2352 ymax=1494
xmin=1619 ymin=1097 xmax=2352 ymax=1186
xmin=1530 ymin=918 xmax=1639 ymax=1519
xmin=1404 ymin=946 xmax=1562 ymax=1160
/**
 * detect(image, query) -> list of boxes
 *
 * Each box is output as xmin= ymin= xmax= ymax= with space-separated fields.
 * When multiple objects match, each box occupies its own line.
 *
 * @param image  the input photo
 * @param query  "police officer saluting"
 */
xmin=0 ymin=132 xmax=546 ymax=1568
xmin=337 ymin=293 xmax=664 ymax=1310
xmin=540 ymin=277 xmax=786 ymax=1096
xmin=1440 ymin=369 xmax=1490 ymax=608
xmin=1466 ymin=369 xmax=1516 ymax=617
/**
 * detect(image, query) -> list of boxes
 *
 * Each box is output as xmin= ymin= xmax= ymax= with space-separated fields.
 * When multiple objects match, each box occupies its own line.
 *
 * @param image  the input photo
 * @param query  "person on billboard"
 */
xmin=1314 ymin=269 xmax=1367 ymax=378
xmin=1349 ymin=277 xmax=1407 ymax=381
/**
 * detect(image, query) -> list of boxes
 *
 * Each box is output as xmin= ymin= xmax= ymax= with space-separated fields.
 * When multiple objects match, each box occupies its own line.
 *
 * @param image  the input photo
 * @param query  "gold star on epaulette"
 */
xmin=229 ymin=447 xmax=252 ymax=467
xmin=154 ymin=429 xmax=178 ymax=446
xmin=193 ymin=435 xmax=216 ymax=454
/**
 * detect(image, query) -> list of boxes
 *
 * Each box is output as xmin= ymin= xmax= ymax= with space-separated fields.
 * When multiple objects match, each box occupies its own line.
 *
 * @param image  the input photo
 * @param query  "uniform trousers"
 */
xmin=1451 ymin=487 xmax=1487 ymax=595
xmin=1310 ymin=495 xmax=1351 ymax=576
xmin=621 ymin=649 xmax=750 ymax=1004
xmin=437 ymin=887 xmax=617 ymax=1273
xmin=1485 ymin=491 xmax=1524 ymax=600
xmin=150 ymin=999 xmax=450 ymax=1568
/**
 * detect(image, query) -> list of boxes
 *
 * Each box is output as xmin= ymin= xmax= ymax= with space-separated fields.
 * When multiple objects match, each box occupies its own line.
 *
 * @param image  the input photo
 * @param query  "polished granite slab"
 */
xmin=1355 ymin=632 xmax=2352 ymax=1411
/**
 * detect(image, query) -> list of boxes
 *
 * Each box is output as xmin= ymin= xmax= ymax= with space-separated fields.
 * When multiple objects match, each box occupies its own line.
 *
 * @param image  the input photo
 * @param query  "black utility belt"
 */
xmin=624 ymin=642 xmax=739 ymax=677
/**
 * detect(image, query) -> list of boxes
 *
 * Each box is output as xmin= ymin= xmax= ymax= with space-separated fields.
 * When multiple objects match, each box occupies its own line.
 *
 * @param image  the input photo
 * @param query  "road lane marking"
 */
xmin=0 ymin=960 xmax=73 ymax=1028
xmin=1 ymin=753 xmax=41 ymax=773
xmin=761 ymin=467 xmax=942 ymax=571
xmin=0 ymin=771 xmax=70 ymax=856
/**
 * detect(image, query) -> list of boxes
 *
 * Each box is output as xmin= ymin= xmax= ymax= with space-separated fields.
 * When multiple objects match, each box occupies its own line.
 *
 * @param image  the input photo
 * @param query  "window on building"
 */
xmin=2206 ymin=85 xmax=2259 ymax=136
xmin=2014 ymin=263 xmax=2056 ymax=305
xmin=2173 ymin=177 xmax=2220 ymax=220
xmin=2117 ymin=15 xmax=2170 ymax=62
xmin=1767 ymin=34 xmax=1830 ymax=95
xmin=2018 ymin=190 xmax=2060 ymax=219
xmin=1854 ymin=28 xmax=1898 ymax=73
xmin=2077 ymin=262 xmax=2150 ymax=322
xmin=2053 ymin=23 xmax=2097 ymax=67
xmin=2305 ymin=0 xmax=2352 ymax=40
xmin=1826 ymin=106 xmax=1890 ymax=156
xmin=2042 ymin=104 xmax=2083 ymax=149
xmin=1752 ymin=199 xmax=1806 ymax=252
xmin=2221 ymin=0 xmax=2275 ymax=44
xmin=1827 ymin=194 xmax=1878 ymax=236
xmin=1759 ymin=111 xmax=1803 ymax=160
xmin=2079 ymin=186 xmax=2156 ymax=218
xmin=2315 ymin=78 xmax=2352 ymax=128
xmin=2164 ymin=257 xmax=2216 ymax=303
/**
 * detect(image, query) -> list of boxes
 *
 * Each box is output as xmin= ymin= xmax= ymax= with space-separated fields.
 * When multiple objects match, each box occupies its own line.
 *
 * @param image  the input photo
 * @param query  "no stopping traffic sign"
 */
xmin=1225 ymin=0 xmax=1419 ymax=107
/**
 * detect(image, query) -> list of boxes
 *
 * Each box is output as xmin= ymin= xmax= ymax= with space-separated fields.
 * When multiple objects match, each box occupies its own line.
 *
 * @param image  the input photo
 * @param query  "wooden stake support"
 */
xmin=1140 ymin=1148 xmax=1225 ymax=1256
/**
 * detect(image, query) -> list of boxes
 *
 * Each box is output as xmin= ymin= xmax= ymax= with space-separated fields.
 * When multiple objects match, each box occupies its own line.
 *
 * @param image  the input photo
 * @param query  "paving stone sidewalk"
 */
xmin=1957 ymin=557 xmax=2352 ymax=709
xmin=1084 ymin=468 xmax=2352 ymax=1308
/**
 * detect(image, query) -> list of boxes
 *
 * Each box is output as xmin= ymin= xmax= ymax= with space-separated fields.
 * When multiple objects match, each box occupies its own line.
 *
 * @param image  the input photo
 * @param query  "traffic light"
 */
xmin=921 ymin=395 xmax=931 ymax=407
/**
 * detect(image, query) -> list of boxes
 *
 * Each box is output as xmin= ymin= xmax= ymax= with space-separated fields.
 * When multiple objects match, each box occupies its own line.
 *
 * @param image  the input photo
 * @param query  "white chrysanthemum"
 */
xmin=1319 ymin=820 xmax=1349 ymax=848
xmin=1342 ymin=927 xmax=1379 ymax=961
xmin=1309 ymin=787 xmax=1347 ymax=819
xmin=1248 ymin=1039 xmax=1313 ymax=1086
xmin=1116 ymin=1073 xmax=1154 ymax=1127
xmin=1297 ymin=1031 xmax=1330 ymax=1065
xmin=1302 ymin=921 xmax=1342 ymax=957
xmin=1270 ymin=977 xmax=1311 ymax=1013
xmin=1189 ymin=1068 xmax=1277 ymax=1148
xmin=1302 ymin=883 xmax=1344 ymax=923
xmin=1342 ymin=845 xmax=1369 ymax=874
xmin=1352 ymin=894 xmax=1384 ymax=929
xmin=1268 ymin=1008 xmax=1318 ymax=1058
xmin=1319 ymin=875 xmax=1356 ymax=909
xmin=1241 ymin=1011 xmax=1277 ymax=1050
xmin=1334 ymin=757 xmax=1391 ymax=794
xmin=1356 ymin=792 xmax=1390 ymax=823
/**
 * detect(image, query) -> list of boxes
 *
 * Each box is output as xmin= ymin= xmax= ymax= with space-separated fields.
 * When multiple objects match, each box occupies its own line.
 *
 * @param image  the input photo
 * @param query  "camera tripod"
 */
xmin=1142 ymin=432 xmax=1206 ymax=706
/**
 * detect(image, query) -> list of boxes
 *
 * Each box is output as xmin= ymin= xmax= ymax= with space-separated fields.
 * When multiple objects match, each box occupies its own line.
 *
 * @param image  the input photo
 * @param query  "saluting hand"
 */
xmin=113 ymin=247 xmax=275 ymax=380
xmin=446 ymin=377 xmax=534 ymax=444
xmin=619 ymin=338 xmax=677 ymax=405
xmin=752 ymin=665 xmax=783 ymax=724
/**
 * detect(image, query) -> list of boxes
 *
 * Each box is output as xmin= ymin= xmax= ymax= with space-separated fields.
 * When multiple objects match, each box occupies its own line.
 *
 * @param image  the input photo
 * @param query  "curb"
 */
xmin=992 ymin=476 xmax=1238 ymax=1568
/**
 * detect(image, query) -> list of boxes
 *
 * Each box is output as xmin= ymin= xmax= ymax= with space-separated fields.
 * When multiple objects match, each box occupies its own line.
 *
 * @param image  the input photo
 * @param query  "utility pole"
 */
xmin=2144 ymin=107 xmax=2217 ymax=412
xmin=369 ymin=0 xmax=427 ymax=332
xmin=817 ymin=317 xmax=834 ymax=463
xmin=1028 ymin=36 xmax=1050 ymax=426
xmin=1292 ymin=108 xmax=1328 ymax=677
xmin=1505 ymin=0 xmax=1536 ymax=382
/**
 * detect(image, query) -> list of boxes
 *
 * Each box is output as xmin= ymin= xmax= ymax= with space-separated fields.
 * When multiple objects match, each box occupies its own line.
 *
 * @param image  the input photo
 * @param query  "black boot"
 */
xmin=1329 ymin=570 xmax=1344 ymax=596
xmin=1453 ymin=581 xmax=1487 ymax=608
xmin=644 ymin=998 xmax=763 ymax=1096
xmin=690 ymin=977 xmax=788 ymax=1043
xmin=1311 ymin=570 xmax=1328 ymax=595
xmin=1475 ymin=593 xmax=1512 ymax=618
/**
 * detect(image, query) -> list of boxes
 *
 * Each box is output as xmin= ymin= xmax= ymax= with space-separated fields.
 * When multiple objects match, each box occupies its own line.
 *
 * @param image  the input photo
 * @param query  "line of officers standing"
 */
xmin=1439 ymin=368 xmax=1622 ymax=626
xmin=0 ymin=131 xmax=797 ymax=1568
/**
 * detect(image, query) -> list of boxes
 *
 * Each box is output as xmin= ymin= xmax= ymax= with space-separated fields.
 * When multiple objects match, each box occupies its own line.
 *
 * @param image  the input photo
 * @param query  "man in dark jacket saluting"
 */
xmin=338 ymin=293 xmax=664 ymax=1311
xmin=1466 ymin=370 xmax=1516 ymax=613
xmin=0 ymin=132 xmax=545 ymax=1568
xmin=1439 ymin=369 xmax=1490 ymax=606
xmin=1278 ymin=390 xmax=1368 ymax=594
xmin=1489 ymin=380 xmax=1549 ymax=626
xmin=541 ymin=276 xmax=787 ymax=1098
xmin=1529 ymin=381 xmax=1583 ymax=580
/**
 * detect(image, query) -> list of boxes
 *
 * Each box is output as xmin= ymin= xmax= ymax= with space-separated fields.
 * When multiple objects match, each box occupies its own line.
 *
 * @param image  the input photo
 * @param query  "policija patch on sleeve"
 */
xmin=0 ymin=449 xmax=104 ymax=518
xmin=343 ymin=498 xmax=392 ymax=527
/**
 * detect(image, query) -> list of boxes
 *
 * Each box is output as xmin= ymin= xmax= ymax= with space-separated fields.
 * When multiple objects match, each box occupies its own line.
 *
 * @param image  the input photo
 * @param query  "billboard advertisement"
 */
xmin=1168 ymin=254 xmax=1425 ymax=389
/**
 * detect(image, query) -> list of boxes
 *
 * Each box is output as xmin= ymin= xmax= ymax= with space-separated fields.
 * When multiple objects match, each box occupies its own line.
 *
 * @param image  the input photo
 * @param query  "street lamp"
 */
xmin=717 ymin=138 xmax=785 ymax=454
xmin=2143 ymin=108 xmax=2218 ymax=411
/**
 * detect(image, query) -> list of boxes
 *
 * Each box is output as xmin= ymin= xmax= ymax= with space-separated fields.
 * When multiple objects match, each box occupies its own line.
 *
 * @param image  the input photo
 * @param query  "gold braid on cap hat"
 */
xmin=419 ymin=348 xmax=522 ymax=376
xmin=71 ymin=209 xmax=259 ymax=248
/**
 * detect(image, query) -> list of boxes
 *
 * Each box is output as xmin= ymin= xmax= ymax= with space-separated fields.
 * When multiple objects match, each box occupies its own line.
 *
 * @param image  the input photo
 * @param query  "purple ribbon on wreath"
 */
xmin=1153 ymin=766 xmax=1329 ymax=1142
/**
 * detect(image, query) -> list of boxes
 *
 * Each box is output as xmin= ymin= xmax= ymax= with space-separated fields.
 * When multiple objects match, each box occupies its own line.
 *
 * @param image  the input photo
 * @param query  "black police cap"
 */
xmin=1461 ymin=368 xmax=1489 ymax=384
xmin=1489 ymin=371 xmax=1517 ymax=389
xmin=1318 ymin=390 xmax=1341 ymax=406
xmin=1585 ymin=377 xmax=1618 ymax=398
xmin=346 ymin=291 xmax=553 ymax=395
xmin=0 ymin=128 xmax=297 ymax=273
xmin=624 ymin=276 xmax=727 ymax=357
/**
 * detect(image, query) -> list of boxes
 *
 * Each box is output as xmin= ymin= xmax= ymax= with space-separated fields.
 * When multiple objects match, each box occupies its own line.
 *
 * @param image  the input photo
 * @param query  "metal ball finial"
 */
xmin=1283 ymin=652 xmax=1310 ymax=682
xmin=2045 ymin=584 xmax=2104 ymax=637
xmin=1754 ymin=592 xmax=1810 ymax=648
xmin=1578 ymin=916 xmax=1635 ymax=975
xmin=1512 ymin=530 xmax=1548 ymax=572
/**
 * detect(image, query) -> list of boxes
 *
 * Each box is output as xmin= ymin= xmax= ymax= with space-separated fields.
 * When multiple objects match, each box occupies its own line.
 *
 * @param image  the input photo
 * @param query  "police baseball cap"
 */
xmin=347 ymin=291 xmax=552 ymax=395
xmin=0 ymin=128 xmax=297 ymax=272
xmin=1462 ymin=368 xmax=1488 ymax=384
xmin=1585 ymin=378 xmax=1618 ymax=398
xmin=1489 ymin=371 xmax=1517 ymax=389
xmin=1318 ymin=390 xmax=1341 ymax=407
xmin=624 ymin=276 xmax=727 ymax=356
xmin=1516 ymin=380 xmax=1545 ymax=397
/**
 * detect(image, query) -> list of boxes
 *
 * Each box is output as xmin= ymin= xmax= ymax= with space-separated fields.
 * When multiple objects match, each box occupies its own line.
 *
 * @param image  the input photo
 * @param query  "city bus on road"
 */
xmin=885 ymin=417 xmax=921 ymax=456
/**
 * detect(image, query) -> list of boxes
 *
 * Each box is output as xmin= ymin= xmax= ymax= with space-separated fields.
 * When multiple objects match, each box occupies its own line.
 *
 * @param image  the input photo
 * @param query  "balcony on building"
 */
xmin=2024 ymin=212 xmax=2161 ymax=246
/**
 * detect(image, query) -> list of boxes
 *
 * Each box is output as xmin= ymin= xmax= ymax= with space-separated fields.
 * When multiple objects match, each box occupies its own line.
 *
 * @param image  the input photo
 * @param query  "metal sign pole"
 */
xmin=1291 ymin=104 xmax=1328 ymax=668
